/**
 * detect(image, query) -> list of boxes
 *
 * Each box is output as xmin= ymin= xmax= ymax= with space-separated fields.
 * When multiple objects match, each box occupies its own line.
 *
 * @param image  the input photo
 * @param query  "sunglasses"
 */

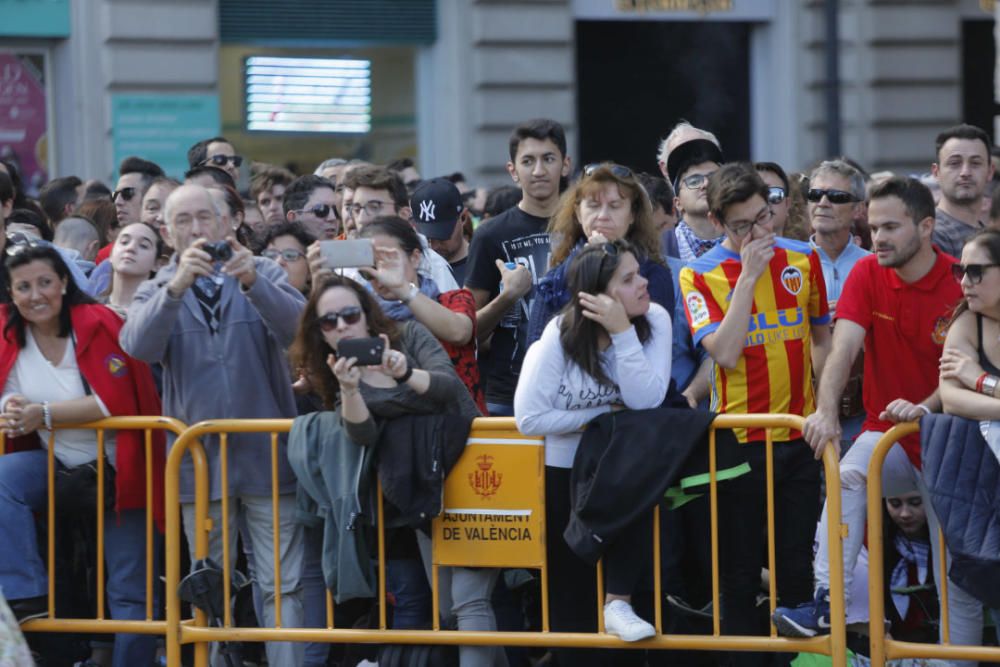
xmin=317 ymin=306 xmax=363 ymax=332
xmin=205 ymin=154 xmax=244 ymax=168
xmin=295 ymin=203 xmax=337 ymax=219
xmin=952 ymin=263 xmax=1000 ymax=285
xmin=681 ymin=172 xmax=715 ymax=191
xmin=596 ymin=240 xmax=623 ymax=278
xmin=4 ymin=233 xmax=43 ymax=256
xmin=262 ymin=248 xmax=306 ymax=262
xmin=806 ymin=188 xmax=857 ymax=204
xmin=767 ymin=186 xmax=786 ymax=205
xmin=112 ymin=187 xmax=136 ymax=203
xmin=583 ymin=163 xmax=633 ymax=179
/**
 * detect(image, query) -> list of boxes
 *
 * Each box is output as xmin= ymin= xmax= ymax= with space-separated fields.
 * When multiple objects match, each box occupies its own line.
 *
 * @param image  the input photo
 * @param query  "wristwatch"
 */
xmin=400 ymin=282 xmax=419 ymax=304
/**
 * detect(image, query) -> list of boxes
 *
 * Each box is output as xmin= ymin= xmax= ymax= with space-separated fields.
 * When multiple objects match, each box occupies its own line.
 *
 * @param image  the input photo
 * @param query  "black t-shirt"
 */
xmin=449 ymin=255 xmax=469 ymax=287
xmin=464 ymin=206 xmax=551 ymax=406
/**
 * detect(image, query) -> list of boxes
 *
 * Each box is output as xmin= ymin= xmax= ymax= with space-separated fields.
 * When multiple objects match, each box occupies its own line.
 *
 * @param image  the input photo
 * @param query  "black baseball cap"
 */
xmin=410 ymin=178 xmax=463 ymax=240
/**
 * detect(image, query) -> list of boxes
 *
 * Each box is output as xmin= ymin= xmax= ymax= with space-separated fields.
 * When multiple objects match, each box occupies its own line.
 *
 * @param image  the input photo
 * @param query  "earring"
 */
xmin=61 ymin=288 xmax=66 ymax=295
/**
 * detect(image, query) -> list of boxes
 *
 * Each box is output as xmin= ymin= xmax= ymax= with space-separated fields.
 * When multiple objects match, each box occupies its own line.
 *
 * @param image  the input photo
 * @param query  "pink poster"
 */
xmin=0 ymin=54 xmax=48 ymax=196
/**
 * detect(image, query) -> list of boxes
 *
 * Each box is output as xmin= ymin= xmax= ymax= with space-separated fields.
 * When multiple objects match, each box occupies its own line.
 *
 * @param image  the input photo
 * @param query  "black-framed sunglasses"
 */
xmin=317 ymin=306 xmax=363 ymax=332
xmin=583 ymin=163 xmax=633 ymax=179
xmin=4 ymin=232 xmax=43 ymax=256
xmin=296 ymin=203 xmax=337 ymax=220
xmin=596 ymin=240 xmax=623 ymax=278
xmin=262 ymin=248 xmax=306 ymax=263
xmin=767 ymin=186 xmax=786 ymax=205
xmin=205 ymin=154 xmax=244 ymax=168
xmin=112 ymin=187 xmax=136 ymax=203
xmin=952 ymin=263 xmax=1000 ymax=285
xmin=806 ymin=188 xmax=857 ymax=204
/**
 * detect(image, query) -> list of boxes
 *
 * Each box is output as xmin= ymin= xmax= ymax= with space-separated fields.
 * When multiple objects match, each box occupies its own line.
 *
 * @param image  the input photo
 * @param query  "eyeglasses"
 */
xmin=317 ymin=306 xmax=363 ymax=332
xmin=767 ymin=186 xmax=786 ymax=205
xmin=204 ymin=154 xmax=244 ymax=168
xmin=583 ymin=163 xmax=633 ymax=179
xmin=295 ymin=204 xmax=337 ymax=219
xmin=723 ymin=206 xmax=773 ymax=238
xmin=951 ymin=263 xmax=1000 ymax=285
xmin=262 ymin=248 xmax=306 ymax=263
xmin=112 ymin=187 xmax=136 ymax=203
xmin=806 ymin=188 xmax=858 ymax=204
xmin=350 ymin=200 xmax=395 ymax=218
xmin=681 ymin=172 xmax=715 ymax=191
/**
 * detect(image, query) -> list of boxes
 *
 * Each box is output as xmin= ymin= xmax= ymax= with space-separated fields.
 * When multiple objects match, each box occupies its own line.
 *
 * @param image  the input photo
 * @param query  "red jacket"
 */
xmin=0 ymin=304 xmax=166 ymax=527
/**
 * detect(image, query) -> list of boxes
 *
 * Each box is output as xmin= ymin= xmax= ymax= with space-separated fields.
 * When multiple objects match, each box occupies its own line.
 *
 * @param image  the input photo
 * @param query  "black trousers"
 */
xmin=718 ymin=439 xmax=821 ymax=667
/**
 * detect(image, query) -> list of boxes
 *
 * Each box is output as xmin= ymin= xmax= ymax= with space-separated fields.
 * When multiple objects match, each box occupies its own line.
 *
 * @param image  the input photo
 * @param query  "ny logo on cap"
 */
xmin=419 ymin=200 xmax=436 ymax=221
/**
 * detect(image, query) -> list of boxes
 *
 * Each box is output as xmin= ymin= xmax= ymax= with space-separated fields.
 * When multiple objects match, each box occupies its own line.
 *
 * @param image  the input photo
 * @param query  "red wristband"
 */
xmin=977 ymin=372 xmax=989 ymax=393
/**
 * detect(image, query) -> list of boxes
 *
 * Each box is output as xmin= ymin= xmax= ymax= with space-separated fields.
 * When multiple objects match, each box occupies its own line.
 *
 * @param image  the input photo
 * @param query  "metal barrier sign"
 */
xmin=433 ymin=434 xmax=545 ymax=568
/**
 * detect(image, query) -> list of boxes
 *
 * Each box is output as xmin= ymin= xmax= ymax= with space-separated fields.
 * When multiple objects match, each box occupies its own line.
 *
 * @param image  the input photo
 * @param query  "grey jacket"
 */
xmin=119 ymin=256 xmax=306 ymax=501
xmin=287 ymin=411 xmax=376 ymax=603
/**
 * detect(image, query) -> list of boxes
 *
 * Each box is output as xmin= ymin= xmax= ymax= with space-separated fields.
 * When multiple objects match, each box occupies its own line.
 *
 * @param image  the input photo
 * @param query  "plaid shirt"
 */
xmin=931 ymin=208 xmax=984 ymax=259
xmin=675 ymin=219 xmax=724 ymax=264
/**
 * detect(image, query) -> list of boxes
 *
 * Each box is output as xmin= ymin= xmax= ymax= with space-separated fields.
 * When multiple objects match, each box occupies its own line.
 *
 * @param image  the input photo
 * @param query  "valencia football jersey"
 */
xmin=680 ymin=239 xmax=830 ymax=443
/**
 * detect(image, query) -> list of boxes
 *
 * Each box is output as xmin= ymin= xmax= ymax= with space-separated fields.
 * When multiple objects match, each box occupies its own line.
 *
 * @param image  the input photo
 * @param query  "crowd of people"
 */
xmin=0 ymin=117 xmax=997 ymax=667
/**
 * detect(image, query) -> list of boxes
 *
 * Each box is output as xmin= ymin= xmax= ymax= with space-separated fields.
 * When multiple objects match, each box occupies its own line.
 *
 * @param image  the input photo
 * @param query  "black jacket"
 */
xmin=565 ymin=408 xmax=744 ymax=565
xmin=377 ymin=413 xmax=475 ymax=531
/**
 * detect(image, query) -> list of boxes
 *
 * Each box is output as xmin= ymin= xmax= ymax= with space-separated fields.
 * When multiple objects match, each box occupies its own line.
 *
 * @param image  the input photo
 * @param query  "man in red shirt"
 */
xmin=773 ymin=177 xmax=970 ymax=647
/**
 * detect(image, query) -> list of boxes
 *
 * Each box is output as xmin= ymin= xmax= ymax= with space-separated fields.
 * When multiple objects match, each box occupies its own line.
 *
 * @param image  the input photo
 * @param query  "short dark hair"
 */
xmin=706 ymin=163 xmax=769 ymax=221
xmin=636 ymin=173 xmax=674 ymax=215
xmin=508 ymin=118 xmax=567 ymax=162
xmin=184 ymin=165 xmax=236 ymax=189
xmin=868 ymin=176 xmax=935 ymax=225
xmin=343 ymin=165 xmax=408 ymax=208
xmin=119 ymin=156 xmax=165 ymax=194
xmin=3 ymin=244 xmax=96 ymax=347
xmin=0 ymin=170 xmax=13 ymax=207
xmin=39 ymin=176 xmax=82 ymax=224
xmin=187 ymin=136 xmax=232 ymax=168
xmin=386 ymin=157 xmax=415 ymax=173
xmin=250 ymin=165 xmax=295 ymax=200
xmin=283 ymin=174 xmax=335 ymax=216
xmin=935 ymin=124 xmax=991 ymax=161
xmin=8 ymin=206 xmax=52 ymax=241
xmin=445 ymin=172 xmax=467 ymax=185
xmin=83 ymin=180 xmax=112 ymax=201
xmin=754 ymin=161 xmax=790 ymax=191
xmin=483 ymin=185 xmax=522 ymax=218
xmin=260 ymin=220 xmax=316 ymax=250
xmin=0 ymin=160 xmax=26 ymax=208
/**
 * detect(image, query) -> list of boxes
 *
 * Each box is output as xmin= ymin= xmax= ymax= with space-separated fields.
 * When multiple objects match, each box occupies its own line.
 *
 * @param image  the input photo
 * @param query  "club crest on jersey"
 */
xmin=780 ymin=266 xmax=803 ymax=295
xmin=105 ymin=353 xmax=128 ymax=378
xmin=931 ymin=316 xmax=948 ymax=345
xmin=686 ymin=292 xmax=710 ymax=327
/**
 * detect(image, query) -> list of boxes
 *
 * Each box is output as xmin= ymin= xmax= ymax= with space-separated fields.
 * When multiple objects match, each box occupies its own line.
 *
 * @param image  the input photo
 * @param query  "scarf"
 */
xmin=370 ymin=276 xmax=441 ymax=321
xmin=890 ymin=533 xmax=930 ymax=620
xmin=676 ymin=220 xmax=723 ymax=261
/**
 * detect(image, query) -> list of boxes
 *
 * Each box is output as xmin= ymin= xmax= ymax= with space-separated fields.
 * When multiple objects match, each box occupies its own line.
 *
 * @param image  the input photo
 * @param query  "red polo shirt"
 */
xmin=835 ymin=250 xmax=961 ymax=467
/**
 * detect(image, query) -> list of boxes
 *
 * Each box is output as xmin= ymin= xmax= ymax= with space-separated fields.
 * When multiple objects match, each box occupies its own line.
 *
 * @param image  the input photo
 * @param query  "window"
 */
xmin=244 ymin=56 xmax=371 ymax=133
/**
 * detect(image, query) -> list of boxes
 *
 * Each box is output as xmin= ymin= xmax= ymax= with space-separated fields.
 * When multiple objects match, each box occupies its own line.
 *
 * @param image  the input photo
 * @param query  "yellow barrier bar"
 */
xmin=271 ymin=431 xmax=282 ymax=628
xmin=96 ymin=428 xmax=106 ymax=620
xmin=326 ymin=590 xmax=335 ymax=630
xmin=765 ymin=427 xmax=777 ymax=637
xmin=708 ymin=425 xmax=721 ymax=636
xmin=220 ymin=432 xmax=231 ymax=628
xmin=377 ymin=482 xmax=387 ymax=631
xmin=595 ymin=559 xmax=605 ymax=633
xmin=938 ymin=526 xmax=949 ymax=643
xmin=145 ymin=429 xmax=154 ymax=620
xmin=46 ymin=430 xmax=55 ymax=619
xmin=653 ymin=504 xmax=662 ymax=633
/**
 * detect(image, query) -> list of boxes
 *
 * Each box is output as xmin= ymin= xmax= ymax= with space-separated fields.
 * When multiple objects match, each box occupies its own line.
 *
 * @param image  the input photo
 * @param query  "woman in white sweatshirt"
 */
xmin=514 ymin=239 xmax=671 ymax=655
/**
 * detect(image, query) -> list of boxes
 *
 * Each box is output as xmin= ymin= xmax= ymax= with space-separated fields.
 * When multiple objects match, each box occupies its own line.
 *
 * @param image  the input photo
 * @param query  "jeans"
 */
xmin=416 ymin=531 xmax=508 ymax=667
xmin=386 ymin=556 xmax=433 ymax=629
xmin=0 ymin=449 xmax=156 ymax=667
xmin=718 ymin=440 xmax=820 ymax=667
xmin=486 ymin=403 xmax=514 ymax=418
xmin=182 ymin=494 xmax=305 ymax=667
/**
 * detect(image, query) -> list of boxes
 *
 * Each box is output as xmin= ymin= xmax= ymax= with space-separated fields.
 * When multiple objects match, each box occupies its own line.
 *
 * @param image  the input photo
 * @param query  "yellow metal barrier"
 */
xmin=866 ymin=422 xmax=1000 ymax=667
xmin=164 ymin=413 xmax=848 ymax=667
xmin=2 ymin=416 xmax=187 ymax=638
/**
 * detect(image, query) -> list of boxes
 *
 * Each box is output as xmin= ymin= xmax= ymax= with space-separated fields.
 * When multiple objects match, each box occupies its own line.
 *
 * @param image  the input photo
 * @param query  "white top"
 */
xmin=514 ymin=303 xmax=672 ymax=468
xmin=1 ymin=330 xmax=114 ymax=468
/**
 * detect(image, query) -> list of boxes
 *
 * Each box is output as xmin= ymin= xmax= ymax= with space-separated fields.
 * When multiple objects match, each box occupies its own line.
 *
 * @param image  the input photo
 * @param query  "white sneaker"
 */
xmin=603 ymin=599 xmax=656 ymax=642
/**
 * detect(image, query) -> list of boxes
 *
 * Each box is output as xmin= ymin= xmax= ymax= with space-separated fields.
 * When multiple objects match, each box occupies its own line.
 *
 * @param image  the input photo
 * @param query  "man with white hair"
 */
xmin=120 ymin=184 xmax=306 ymax=666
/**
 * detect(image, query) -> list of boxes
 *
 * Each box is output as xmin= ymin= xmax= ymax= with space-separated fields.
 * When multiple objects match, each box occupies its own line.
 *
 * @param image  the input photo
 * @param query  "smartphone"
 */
xmin=337 ymin=337 xmax=385 ymax=366
xmin=320 ymin=239 xmax=374 ymax=269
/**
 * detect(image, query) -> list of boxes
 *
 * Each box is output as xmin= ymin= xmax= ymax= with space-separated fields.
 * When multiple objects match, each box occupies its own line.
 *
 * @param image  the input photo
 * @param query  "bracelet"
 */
xmin=914 ymin=404 xmax=931 ymax=416
xmin=396 ymin=366 xmax=413 ymax=384
xmin=977 ymin=373 xmax=989 ymax=393
xmin=42 ymin=401 xmax=52 ymax=430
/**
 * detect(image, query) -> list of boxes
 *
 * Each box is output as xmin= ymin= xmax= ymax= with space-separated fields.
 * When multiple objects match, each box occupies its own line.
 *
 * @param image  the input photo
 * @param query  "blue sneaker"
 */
xmin=772 ymin=588 xmax=831 ymax=638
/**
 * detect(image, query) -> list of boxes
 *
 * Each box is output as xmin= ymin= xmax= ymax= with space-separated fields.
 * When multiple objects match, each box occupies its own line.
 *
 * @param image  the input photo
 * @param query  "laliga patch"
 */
xmin=686 ymin=292 xmax=710 ymax=327
xmin=780 ymin=266 xmax=803 ymax=295
xmin=105 ymin=353 xmax=128 ymax=378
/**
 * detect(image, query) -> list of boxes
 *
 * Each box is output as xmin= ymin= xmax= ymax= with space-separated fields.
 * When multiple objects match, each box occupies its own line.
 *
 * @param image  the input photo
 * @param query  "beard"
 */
xmin=878 ymin=232 xmax=921 ymax=268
